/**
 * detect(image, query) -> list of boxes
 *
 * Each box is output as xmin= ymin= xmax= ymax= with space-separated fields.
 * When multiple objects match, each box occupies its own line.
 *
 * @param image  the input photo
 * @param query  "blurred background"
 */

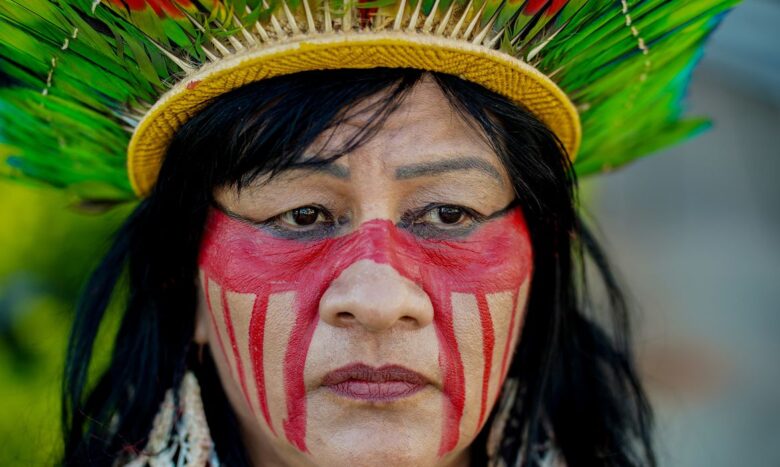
xmin=582 ymin=0 xmax=780 ymax=465
xmin=0 ymin=0 xmax=778 ymax=465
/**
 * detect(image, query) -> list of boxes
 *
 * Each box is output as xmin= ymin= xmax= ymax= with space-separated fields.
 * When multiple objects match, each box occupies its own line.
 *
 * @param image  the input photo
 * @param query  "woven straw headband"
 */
xmin=0 ymin=0 xmax=738 ymax=199
xmin=129 ymin=32 xmax=580 ymax=195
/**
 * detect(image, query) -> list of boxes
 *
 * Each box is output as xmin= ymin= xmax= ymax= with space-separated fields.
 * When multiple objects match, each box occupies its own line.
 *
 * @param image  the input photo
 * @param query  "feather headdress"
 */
xmin=0 ymin=0 xmax=737 ymax=199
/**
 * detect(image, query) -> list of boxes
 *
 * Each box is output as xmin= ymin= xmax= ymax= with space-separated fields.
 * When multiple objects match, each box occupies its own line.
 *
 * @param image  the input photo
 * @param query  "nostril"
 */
xmin=336 ymin=311 xmax=355 ymax=322
xmin=400 ymin=316 xmax=416 ymax=325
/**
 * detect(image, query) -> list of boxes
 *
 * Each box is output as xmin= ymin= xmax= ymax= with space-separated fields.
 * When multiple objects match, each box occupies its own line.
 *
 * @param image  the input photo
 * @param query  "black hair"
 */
xmin=62 ymin=68 xmax=655 ymax=466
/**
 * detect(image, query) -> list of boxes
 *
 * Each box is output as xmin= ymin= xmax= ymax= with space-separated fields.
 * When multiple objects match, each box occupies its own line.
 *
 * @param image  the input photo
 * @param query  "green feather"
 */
xmin=0 ymin=0 xmax=741 ymax=200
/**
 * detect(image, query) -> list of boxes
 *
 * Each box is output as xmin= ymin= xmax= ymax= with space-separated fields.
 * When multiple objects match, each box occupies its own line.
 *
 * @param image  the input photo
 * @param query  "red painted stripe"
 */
xmin=221 ymin=288 xmax=254 ymax=413
xmin=249 ymin=290 xmax=276 ymax=435
xmin=282 ymin=293 xmax=320 ymax=452
xmin=435 ymin=290 xmax=466 ymax=456
xmin=499 ymin=290 xmax=520 ymax=382
xmin=475 ymin=293 xmax=495 ymax=430
xmin=203 ymin=273 xmax=231 ymax=381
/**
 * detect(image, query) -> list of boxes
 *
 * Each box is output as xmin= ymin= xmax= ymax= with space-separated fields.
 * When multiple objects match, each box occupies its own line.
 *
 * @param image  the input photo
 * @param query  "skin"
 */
xmin=194 ymin=77 xmax=533 ymax=467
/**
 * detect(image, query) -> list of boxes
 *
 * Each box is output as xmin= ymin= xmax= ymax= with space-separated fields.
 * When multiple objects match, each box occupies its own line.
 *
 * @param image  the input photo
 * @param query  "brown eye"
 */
xmin=270 ymin=205 xmax=339 ymax=238
xmin=290 ymin=207 xmax=319 ymax=226
xmin=406 ymin=204 xmax=486 ymax=237
xmin=415 ymin=205 xmax=473 ymax=228
xmin=437 ymin=206 xmax=464 ymax=224
xmin=278 ymin=206 xmax=329 ymax=228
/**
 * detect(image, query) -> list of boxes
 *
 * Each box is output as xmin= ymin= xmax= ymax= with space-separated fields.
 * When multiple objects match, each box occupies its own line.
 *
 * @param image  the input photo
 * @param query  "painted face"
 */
xmin=195 ymin=78 xmax=533 ymax=466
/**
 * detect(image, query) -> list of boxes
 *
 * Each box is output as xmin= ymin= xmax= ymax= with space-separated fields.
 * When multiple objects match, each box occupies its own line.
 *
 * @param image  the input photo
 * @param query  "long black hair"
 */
xmin=62 ymin=68 xmax=655 ymax=466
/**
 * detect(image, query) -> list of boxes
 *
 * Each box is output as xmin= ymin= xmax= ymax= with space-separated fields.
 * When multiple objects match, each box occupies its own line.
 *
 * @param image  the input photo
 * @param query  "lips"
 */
xmin=321 ymin=363 xmax=428 ymax=401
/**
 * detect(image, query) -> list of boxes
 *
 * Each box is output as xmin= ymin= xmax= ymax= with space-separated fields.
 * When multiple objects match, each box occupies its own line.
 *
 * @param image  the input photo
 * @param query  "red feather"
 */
xmin=523 ymin=0 xmax=549 ymax=15
xmin=110 ymin=0 xmax=194 ymax=17
xmin=545 ymin=0 xmax=569 ymax=16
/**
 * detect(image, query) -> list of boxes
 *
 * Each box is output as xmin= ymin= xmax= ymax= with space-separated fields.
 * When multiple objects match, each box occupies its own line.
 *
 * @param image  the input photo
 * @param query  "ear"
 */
xmin=194 ymin=269 xmax=210 ymax=344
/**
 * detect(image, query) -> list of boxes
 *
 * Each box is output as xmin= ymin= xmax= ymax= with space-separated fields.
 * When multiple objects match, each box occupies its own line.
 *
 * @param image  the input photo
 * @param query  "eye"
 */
xmin=423 ymin=205 xmax=466 ymax=225
xmin=414 ymin=204 xmax=481 ymax=229
xmin=277 ymin=205 xmax=333 ymax=228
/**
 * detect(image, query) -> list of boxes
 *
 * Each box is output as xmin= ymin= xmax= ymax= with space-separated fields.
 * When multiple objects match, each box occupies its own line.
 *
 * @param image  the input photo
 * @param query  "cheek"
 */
xmin=412 ymin=210 xmax=532 ymax=454
xmin=449 ymin=280 xmax=531 ymax=446
xmin=442 ymin=278 xmax=530 ymax=454
xmin=198 ymin=269 xmax=295 ymax=439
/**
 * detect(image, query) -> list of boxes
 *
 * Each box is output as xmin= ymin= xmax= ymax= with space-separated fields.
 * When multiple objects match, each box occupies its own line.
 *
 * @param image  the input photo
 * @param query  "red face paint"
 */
xmin=198 ymin=207 xmax=533 ymax=455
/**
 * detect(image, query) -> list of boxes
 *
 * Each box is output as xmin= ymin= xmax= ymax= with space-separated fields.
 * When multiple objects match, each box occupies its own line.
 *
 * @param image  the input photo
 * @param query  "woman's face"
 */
xmin=195 ymin=78 xmax=533 ymax=467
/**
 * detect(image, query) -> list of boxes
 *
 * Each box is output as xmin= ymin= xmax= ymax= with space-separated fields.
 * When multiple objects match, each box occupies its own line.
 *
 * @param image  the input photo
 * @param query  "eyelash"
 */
xmin=403 ymin=203 xmax=485 ymax=229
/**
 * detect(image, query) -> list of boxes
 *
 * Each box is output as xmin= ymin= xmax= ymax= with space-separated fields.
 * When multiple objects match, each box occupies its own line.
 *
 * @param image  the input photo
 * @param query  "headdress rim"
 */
xmin=127 ymin=31 xmax=581 ymax=196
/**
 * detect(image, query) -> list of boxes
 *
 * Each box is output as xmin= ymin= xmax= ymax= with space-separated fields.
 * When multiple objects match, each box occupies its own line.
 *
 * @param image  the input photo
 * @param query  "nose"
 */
xmin=319 ymin=259 xmax=434 ymax=332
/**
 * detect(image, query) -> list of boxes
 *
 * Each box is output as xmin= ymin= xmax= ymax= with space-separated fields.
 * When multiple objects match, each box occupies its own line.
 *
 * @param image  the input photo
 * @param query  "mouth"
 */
xmin=321 ymin=363 xmax=429 ymax=402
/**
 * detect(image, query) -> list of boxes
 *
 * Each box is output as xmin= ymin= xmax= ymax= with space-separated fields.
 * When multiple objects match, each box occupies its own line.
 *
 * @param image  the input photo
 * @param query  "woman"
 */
xmin=0 ymin=0 xmax=735 ymax=465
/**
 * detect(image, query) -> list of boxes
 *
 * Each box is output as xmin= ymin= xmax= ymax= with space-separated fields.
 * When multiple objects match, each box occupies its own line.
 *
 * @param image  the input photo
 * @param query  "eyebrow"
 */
xmin=287 ymin=161 xmax=351 ymax=179
xmin=394 ymin=156 xmax=504 ymax=185
xmin=282 ymin=156 xmax=503 ymax=184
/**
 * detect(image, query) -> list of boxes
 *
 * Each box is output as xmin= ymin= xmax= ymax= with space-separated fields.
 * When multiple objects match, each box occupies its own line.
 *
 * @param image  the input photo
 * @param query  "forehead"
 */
xmin=309 ymin=76 xmax=499 ymax=173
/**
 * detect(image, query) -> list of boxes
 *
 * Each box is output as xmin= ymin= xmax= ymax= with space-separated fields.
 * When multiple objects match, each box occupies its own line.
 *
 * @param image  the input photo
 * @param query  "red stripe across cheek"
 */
xmin=282 ymin=286 xmax=324 ymax=452
xmin=202 ymin=273 xmax=231 ymax=381
xmin=499 ymin=289 xmax=521 ymax=383
xmin=249 ymin=289 xmax=275 ymax=435
xmin=431 ymin=285 xmax=466 ymax=457
xmin=476 ymin=293 xmax=495 ymax=430
xmin=221 ymin=289 xmax=255 ymax=412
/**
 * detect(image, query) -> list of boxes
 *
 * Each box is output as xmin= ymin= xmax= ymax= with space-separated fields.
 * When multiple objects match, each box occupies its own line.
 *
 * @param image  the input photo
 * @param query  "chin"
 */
xmin=306 ymin=437 xmax=441 ymax=467
xmin=303 ymin=416 xmax=444 ymax=467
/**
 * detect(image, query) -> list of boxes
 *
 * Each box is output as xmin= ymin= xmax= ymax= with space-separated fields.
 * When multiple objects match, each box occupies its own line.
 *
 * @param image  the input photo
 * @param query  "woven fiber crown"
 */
xmin=128 ymin=32 xmax=580 ymax=196
xmin=0 ymin=0 xmax=740 ymax=200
